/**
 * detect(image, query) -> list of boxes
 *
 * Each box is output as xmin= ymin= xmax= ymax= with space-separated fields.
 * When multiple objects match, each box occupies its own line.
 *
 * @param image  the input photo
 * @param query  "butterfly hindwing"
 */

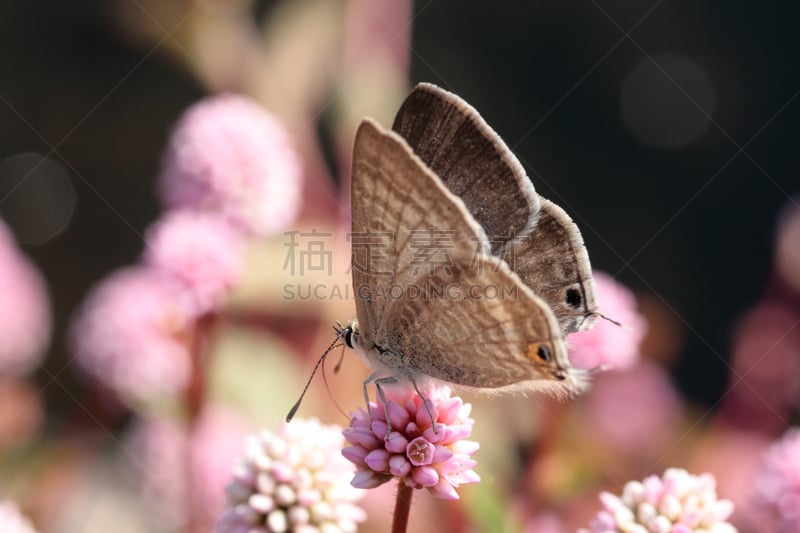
xmin=392 ymin=83 xmax=539 ymax=253
xmin=504 ymin=197 xmax=597 ymax=334
xmin=380 ymin=254 xmax=571 ymax=389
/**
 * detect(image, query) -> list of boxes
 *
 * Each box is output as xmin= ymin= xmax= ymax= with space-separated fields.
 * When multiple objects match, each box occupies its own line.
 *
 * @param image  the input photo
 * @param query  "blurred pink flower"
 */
xmin=217 ymin=418 xmax=365 ymax=533
xmin=775 ymin=203 xmax=800 ymax=294
xmin=159 ymin=94 xmax=303 ymax=236
xmin=188 ymin=406 xmax=251 ymax=526
xmin=71 ymin=266 xmax=197 ymax=404
xmin=342 ymin=386 xmax=480 ymax=500
xmin=753 ymin=427 xmax=800 ymax=533
xmin=580 ymin=468 xmax=736 ymax=533
xmin=689 ymin=428 xmax=770 ymax=533
xmin=126 ymin=416 xmax=188 ymax=530
xmin=523 ymin=512 xmax=566 ymax=533
xmin=144 ymin=209 xmax=245 ymax=311
xmin=568 ymin=271 xmax=647 ymax=370
xmin=578 ymin=361 xmax=682 ymax=455
xmin=127 ymin=407 xmax=250 ymax=531
xmin=0 ymin=500 xmax=38 ymax=533
xmin=719 ymin=303 xmax=800 ymax=435
xmin=0 ymin=220 xmax=51 ymax=376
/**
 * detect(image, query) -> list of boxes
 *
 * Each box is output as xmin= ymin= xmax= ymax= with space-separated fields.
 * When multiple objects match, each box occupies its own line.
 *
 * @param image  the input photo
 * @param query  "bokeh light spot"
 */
xmin=0 ymin=152 xmax=76 ymax=245
xmin=621 ymin=54 xmax=716 ymax=149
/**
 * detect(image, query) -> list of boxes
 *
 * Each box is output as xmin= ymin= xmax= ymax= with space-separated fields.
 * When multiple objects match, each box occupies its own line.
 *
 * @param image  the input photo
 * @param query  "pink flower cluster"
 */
xmin=0 ymin=220 xmax=51 ymax=377
xmin=159 ymin=94 xmax=303 ymax=236
xmin=126 ymin=407 xmax=250 ymax=531
xmin=217 ymin=418 xmax=365 ymax=533
xmin=72 ymin=267 xmax=195 ymax=402
xmin=753 ymin=428 xmax=800 ymax=532
xmin=580 ymin=468 xmax=736 ymax=533
xmin=342 ymin=386 xmax=480 ymax=500
xmin=144 ymin=209 xmax=244 ymax=311
xmin=71 ymin=94 xmax=302 ymax=405
xmin=579 ymin=361 xmax=682 ymax=455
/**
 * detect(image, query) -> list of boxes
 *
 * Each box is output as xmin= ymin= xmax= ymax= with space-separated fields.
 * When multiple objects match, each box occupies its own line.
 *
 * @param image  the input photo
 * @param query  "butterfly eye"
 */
xmin=566 ymin=288 xmax=582 ymax=307
xmin=341 ymin=325 xmax=355 ymax=348
xmin=536 ymin=345 xmax=551 ymax=362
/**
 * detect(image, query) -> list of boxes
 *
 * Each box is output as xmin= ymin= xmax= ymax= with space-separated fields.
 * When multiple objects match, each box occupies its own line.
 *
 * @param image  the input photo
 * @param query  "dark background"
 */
xmin=1 ymin=0 xmax=798 ymax=411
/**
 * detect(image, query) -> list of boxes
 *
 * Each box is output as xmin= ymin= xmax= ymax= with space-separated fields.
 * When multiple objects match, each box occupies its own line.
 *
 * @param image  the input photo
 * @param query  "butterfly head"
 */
xmin=337 ymin=320 xmax=357 ymax=349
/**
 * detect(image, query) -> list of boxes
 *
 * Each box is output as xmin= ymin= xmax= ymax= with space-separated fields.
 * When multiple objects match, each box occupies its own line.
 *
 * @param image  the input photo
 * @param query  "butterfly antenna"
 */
xmin=585 ymin=311 xmax=624 ymax=328
xmin=320 ymin=345 xmax=349 ymax=419
xmin=286 ymin=331 xmax=346 ymax=422
xmin=333 ymin=342 xmax=347 ymax=374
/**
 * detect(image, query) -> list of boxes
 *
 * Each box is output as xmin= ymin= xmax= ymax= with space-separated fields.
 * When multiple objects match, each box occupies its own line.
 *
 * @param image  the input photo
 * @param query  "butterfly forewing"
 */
xmin=350 ymin=118 xmax=490 ymax=348
xmin=392 ymin=83 xmax=539 ymax=253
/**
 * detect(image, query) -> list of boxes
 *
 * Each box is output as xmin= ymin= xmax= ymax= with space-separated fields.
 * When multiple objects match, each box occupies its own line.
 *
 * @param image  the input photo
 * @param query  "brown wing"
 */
xmin=350 ymin=118 xmax=490 ymax=348
xmin=392 ymin=83 xmax=539 ymax=253
xmin=382 ymin=254 xmax=571 ymax=389
xmin=504 ymin=197 xmax=597 ymax=334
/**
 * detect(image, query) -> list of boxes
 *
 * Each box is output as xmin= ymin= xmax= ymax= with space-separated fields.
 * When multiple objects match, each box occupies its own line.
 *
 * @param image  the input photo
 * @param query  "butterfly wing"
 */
xmin=392 ymin=83 xmax=597 ymax=336
xmin=505 ymin=197 xmax=597 ymax=334
xmin=385 ymin=255 xmax=575 ymax=392
xmin=350 ymin=118 xmax=490 ymax=348
xmin=351 ymin=118 xmax=573 ymax=392
xmin=392 ymin=83 xmax=539 ymax=253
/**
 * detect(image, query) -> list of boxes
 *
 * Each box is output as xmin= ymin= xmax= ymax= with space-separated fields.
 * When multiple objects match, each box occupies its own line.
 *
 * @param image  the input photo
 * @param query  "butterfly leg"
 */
xmin=410 ymin=377 xmax=439 ymax=434
xmin=362 ymin=372 xmax=398 ymax=439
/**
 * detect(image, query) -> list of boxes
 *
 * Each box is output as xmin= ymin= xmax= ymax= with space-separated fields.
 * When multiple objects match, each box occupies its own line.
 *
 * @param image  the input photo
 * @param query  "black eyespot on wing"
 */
xmin=537 ymin=345 xmax=551 ymax=362
xmin=566 ymin=288 xmax=582 ymax=307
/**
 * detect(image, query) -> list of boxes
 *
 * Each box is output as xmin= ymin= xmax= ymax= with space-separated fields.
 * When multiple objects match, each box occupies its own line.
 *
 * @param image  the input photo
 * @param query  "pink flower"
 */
xmin=0 ymin=220 xmax=51 ymax=376
xmin=70 ymin=266 xmax=197 ymax=404
xmin=688 ymin=428 xmax=770 ymax=532
xmin=126 ymin=407 xmax=251 ymax=531
xmin=0 ymin=500 xmax=38 ymax=533
xmin=580 ymin=468 xmax=737 ymax=533
xmin=188 ymin=407 xmax=252 ymax=525
xmin=523 ymin=512 xmax=566 ymax=533
xmin=159 ymin=95 xmax=303 ymax=236
xmin=568 ymin=271 xmax=647 ymax=370
xmin=217 ymin=418 xmax=365 ymax=533
xmin=125 ymin=416 xmax=188 ymax=530
xmin=775 ymin=202 xmax=800 ymax=294
xmin=342 ymin=386 xmax=480 ymax=500
xmin=578 ymin=361 xmax=682 ymax=455
xmin=719 ymin=303 xmax=800 ymax=435
xmin=144 ymin=209 xmax=244 ymax=311
xmin=753 ymin=428 xmax=800 ymax=533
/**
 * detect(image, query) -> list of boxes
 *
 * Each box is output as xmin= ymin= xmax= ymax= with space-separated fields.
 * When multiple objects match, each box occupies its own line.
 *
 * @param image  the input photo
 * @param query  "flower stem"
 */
xmin=185 ymin=313 xmax=215 ymax=422
xmin=391 ymin=482 xmax=413 ymax=533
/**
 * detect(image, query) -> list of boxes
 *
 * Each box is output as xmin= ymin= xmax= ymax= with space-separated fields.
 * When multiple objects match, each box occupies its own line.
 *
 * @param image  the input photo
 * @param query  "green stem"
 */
xmin=391 ymin=482 xmax=414 ymax=533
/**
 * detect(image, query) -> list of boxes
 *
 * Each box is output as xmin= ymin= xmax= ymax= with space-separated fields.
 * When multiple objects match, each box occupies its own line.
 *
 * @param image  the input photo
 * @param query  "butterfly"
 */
xmin=288 ymin=83 xmax=600 ymax=423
